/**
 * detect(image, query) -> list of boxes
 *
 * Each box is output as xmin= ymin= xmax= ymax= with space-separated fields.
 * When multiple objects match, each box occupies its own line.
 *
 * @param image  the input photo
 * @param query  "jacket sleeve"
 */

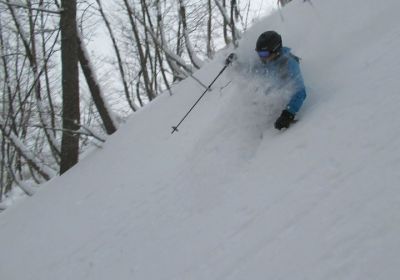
xmin=285 ymin=57 xmax=306 ymax=114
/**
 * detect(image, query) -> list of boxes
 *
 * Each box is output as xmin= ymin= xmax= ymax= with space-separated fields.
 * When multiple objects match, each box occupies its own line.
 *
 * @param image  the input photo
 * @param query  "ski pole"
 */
xmin=171 ymin=64 xmax=228 ymax=134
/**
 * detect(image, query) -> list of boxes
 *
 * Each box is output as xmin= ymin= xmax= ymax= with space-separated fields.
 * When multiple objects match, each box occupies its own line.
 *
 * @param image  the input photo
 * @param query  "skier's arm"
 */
xmin=286 ymin=58 xmax=306 ymax=114
xmin=287 ymin=88 xmax=306 ymax=114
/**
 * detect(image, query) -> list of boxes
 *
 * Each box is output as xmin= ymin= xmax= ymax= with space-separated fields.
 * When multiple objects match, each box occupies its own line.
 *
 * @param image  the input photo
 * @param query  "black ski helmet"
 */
xmin=256 ymin=31 xmax=282 ymax=53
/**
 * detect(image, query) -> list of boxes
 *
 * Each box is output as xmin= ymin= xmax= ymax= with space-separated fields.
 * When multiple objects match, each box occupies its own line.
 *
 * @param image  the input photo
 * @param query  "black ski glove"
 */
xmin=274 ymin=109 xmax=295 ymax=130
xmin=225 ymin=53 xmax=237 ymax=66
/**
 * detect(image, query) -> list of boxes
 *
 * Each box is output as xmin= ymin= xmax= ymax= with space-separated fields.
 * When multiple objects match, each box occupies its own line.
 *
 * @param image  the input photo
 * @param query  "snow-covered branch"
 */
xmin=0 ymin=0 xmax=63 ymax=14
xmin=0 ymin=116 xmax=56 ymax=181
xmin=30 ymin=125 xmax=106 ymax=143
xmin=214 ymin=0 xmax=241 ymax=46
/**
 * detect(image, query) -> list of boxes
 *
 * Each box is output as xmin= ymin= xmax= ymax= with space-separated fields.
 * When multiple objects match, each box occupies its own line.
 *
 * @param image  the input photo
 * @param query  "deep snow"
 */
xmin=1 ymin=0 xmax=400 ymax=279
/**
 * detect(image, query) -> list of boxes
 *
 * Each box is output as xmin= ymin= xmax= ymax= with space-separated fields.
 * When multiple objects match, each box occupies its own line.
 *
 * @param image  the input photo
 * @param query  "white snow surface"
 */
xmin=2 ymin=0 xmax=400 ymax=279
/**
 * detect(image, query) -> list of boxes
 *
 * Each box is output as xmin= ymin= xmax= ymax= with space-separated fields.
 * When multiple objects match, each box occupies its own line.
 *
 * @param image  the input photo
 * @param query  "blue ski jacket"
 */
xmin=256 ymin=47 xmax=307 ymax=114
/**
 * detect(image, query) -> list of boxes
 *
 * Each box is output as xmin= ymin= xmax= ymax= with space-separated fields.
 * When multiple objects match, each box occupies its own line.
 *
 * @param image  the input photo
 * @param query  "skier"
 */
xmin=225 ymin=30 xmax=307 ymax=130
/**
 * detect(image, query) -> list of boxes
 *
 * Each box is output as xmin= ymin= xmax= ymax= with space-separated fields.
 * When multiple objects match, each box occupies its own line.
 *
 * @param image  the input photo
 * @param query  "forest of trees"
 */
xmin=0 ymin=0 xmax=267 ymax=206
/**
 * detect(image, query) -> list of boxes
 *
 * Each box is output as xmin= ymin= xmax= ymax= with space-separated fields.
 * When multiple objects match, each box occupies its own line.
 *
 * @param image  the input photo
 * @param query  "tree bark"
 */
xmin=230 ymin=0 xmax=238 ymax=47
xmin=77 ymin=34 xmax=117 ymax=135
xmin=60 ymin=0 xmax=80 ymax=174
xmin=207 ymin=0 xmax=213 ymax=58
xmin=222 ymin=0 xmax=229 ymax=45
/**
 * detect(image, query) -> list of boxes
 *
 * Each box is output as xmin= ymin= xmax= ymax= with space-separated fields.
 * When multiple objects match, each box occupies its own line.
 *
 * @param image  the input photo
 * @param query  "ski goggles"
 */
xmin=257 ymin=50 xmax=271 ymax=58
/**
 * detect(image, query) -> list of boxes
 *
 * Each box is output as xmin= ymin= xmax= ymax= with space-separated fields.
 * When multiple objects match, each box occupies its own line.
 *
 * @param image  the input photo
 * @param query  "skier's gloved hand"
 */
xmin=225 ymin=53 xmax=237 ymax=66
xmin=275 ymin=109 xmax=295 ymax=130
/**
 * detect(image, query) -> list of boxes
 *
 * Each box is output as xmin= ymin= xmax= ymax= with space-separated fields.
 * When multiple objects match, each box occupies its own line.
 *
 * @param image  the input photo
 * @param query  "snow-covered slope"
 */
xmin=2 ymin=0 xmax=400 ymax=279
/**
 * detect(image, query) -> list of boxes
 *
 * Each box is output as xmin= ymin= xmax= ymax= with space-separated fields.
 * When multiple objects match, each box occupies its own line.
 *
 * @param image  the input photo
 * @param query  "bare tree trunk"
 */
xmin=0 ymin=137 xmax=5 ymax=201
xmin=40 ymin=7 xmax=58 ymax=139
xmin=7 ymin=0 xmax=61 ymax=160
xmin=176 ymin=18 xmax=183 ymax=57
xmin=77 ymin=33 xmax=117 ymax=135
xmin=122 ymin=0 xmax=156 ymax=101
xmin=140 ymin=0 xmax=156 ymax=96
xmin=222 ymin=0 xmax=229 ymax=45
xmin=207 ymin=0 xmax=213 ymax=58
xmin=142 ymin=0 xmax=172 ymax=95
xmin=60 ymin=0 xmax=80 ymax=174
xmin=95 ymin=0 xmax=137 ymax=112
xmin=136 ymin=72 xmax=144 ymax=107
xmin=178 ymin=0 xmax=202 ymax=69
xmin=215 ymin=0 xmax=240 ymax=47
xmin=156 ymin=0 xmax=186 ymax=81
xmin=230 ymin=0 xmax=238 ymax=47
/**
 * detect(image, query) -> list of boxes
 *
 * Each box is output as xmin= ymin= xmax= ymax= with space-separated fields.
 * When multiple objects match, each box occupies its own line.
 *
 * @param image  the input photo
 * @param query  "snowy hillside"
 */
xmin=2 ymin=0 xmax=400 ymax=279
